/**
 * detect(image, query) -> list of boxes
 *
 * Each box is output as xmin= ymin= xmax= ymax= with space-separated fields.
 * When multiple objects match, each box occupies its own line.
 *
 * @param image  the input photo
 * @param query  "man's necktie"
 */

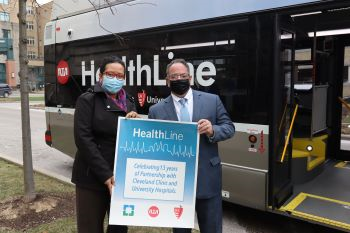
xmin=179 ymin=98 xmax=190 ymax=122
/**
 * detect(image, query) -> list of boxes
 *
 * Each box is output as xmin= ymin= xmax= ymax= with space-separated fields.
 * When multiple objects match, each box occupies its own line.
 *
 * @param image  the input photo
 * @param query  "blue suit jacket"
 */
xmin=148 ymin=90 xmax=235 ymax=198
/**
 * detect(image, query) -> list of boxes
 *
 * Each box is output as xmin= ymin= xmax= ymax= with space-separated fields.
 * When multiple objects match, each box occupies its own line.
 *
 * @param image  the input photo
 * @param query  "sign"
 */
xmin=109 ymin=118 xmax=199 ymax=228
xmin=56 ymin=60 xmax=70 ymax=84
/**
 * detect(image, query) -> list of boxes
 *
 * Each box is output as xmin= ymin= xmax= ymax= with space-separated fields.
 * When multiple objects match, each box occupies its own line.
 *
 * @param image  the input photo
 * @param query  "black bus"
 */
xmin=44 ymin=0 xmax=350 ymax=231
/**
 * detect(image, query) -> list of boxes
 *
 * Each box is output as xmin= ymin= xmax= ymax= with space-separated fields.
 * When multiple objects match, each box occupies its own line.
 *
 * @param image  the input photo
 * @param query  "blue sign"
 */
xmin=109 ymin=118 xmax=199 ymax=228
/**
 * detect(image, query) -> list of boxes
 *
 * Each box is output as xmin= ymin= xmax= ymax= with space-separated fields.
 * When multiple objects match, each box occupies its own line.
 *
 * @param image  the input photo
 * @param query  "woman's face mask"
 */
xmin=100 ymin=62 xmax=126 ymax=94
xmin=101 ymin=75 xmax=124 ymax=94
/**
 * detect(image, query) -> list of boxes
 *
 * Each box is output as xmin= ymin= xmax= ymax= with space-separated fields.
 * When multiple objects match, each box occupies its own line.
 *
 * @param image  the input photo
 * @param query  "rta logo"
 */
xmin=56 ymin=60 xmax=70 ymax=85
xmin=174 ymin=205 xmax=183 ymax=219
xmin=148 ymin=206 xmax=159 ymax=218
xmin=138 ymin=90 xmax=146 ymax=107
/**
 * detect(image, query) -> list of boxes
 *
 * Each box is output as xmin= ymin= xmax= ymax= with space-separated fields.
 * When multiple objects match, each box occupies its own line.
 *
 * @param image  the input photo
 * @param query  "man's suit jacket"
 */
xmin=148 ymin=90 xmax=235 ymax=199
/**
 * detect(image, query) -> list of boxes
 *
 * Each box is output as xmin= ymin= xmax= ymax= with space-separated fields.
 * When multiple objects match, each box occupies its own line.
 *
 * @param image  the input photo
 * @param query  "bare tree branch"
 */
xmin=87 ymin=0 xmax=125 ymax=45
xmin=125 ymin=1 xmax=157 ymax=7
xmin=105 ymin=0 xmax=116 ymax=15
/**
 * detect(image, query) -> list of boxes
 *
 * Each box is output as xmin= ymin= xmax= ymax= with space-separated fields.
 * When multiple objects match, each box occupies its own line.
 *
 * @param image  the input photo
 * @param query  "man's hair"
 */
xmin=100 ymin=55 xmax=125 ymax=74
xmin=166 ymin=58 xmax=190 ymax=76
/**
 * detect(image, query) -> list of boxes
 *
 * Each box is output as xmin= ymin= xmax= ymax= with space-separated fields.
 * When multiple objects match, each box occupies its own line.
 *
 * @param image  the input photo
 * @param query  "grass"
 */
xmin=0 ymin=159 xmax=75 ymax=233
xmin=0 ymin=96 xmax=44 ymax=102
xmin=0 ymin=159 xmax=198 ymax=233
xmin=0 ymin=159 xmax=73 ymax=200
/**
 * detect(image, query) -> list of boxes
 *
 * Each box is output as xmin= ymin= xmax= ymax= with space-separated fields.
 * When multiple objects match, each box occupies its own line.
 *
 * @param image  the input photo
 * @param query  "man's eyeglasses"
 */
xmin=167 ymin=73 xmax=190 ymax=80
xmin=103 ymin=72 xmax=125 ymax=80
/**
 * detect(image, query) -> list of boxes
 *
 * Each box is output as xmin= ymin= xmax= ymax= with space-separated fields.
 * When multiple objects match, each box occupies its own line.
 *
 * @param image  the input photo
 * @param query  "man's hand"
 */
xmin=198 ymin=119 xmax=214 ymax=137
xmin=104 ymin=176 xmax=115 ymax=196
xmin=126 ymin=111 xmax=139 ymax=118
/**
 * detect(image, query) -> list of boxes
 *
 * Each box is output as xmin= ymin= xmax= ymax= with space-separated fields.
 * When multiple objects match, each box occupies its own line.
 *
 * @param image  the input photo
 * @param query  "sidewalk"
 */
xmin=0 ymin=101 xmax=73 ymax=185
xmin=1 ymin=90 xmax=45 ymax=108
xmin=0 ymin=152 xmax=72 ymax=185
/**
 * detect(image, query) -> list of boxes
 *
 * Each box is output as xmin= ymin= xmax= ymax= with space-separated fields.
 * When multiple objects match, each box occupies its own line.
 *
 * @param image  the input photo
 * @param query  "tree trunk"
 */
xmin=18 ymin=0 xmax=36 ymax=202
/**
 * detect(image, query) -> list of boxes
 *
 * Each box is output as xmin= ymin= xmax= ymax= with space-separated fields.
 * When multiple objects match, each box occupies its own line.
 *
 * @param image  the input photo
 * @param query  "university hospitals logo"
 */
xmin=174 ymin=205 xmax=183 ymax=219
xmin=138 ymin=90 xmax=147 ymax=107
xmin=123 ymin=205 xmax=135 ymax=216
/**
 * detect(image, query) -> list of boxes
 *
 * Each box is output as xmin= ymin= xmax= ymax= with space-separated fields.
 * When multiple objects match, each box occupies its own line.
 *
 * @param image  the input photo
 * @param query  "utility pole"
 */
xmin=18 ymin=0 xmax=36 ymax=202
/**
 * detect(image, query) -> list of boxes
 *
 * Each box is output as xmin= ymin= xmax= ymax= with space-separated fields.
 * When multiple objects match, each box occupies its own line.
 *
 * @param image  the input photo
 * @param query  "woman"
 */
xmin=72 ymin=55 xmax=138 ymax=233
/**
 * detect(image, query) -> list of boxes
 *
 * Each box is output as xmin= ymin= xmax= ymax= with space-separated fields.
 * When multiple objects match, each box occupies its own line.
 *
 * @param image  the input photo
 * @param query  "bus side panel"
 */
xmin=48 ymin=108 xmax=76 ymax=157
xmin=222 ymin=165 xmax=267 ymax=210
xmin=220 ymin=123 xmax=269 ymax=210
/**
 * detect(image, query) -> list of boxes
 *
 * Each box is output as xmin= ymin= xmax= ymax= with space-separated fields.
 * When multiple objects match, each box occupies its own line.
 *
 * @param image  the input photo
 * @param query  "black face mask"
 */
xmin=169 ymin=79 xmax=190 ymax=95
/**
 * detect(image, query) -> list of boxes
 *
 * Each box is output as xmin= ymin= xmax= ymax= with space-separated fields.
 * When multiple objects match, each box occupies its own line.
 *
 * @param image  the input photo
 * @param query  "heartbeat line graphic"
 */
xmin=119 ymin=141 xmax=195 ymax=157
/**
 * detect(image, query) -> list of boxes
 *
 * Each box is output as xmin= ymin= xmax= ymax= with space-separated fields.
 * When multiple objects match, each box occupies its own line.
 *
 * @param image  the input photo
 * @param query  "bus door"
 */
xmin=339 ymin=41 xmax=350 ymax=161
xmin=269 ymin=14 xmax=296 ymax=209
xmin=278 ymin=5 xmax=350 ymax=231
xmin=44 ymin=21 xmax=57 ymax=148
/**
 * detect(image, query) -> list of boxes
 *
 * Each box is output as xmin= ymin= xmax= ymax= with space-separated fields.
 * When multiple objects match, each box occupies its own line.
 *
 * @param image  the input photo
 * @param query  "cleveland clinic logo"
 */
xmin=123 ymin=204 xmax=135 ymax=216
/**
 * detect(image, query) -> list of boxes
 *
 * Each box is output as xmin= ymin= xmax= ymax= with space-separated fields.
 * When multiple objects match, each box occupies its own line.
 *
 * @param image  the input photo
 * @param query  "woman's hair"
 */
xmin=99 ymin=55 xmax=126 ymax=74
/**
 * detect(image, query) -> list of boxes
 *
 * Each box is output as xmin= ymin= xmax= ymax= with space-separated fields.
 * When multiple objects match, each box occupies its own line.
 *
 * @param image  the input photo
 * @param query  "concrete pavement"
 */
xmin=0 ymin=152 xmax=72 ymax=184
xmin=0 ymin=101 xmax=74 ymax=185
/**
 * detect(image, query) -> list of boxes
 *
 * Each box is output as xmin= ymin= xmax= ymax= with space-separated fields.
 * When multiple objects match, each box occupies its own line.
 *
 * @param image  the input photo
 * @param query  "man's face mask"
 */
xmin=169 ymin=79 xmax=190 ymax=95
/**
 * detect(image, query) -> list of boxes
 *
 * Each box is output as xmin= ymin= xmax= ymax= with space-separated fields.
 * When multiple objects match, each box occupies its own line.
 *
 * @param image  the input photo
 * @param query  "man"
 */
xmin=148 ymin=59 xmax=235 ymax=233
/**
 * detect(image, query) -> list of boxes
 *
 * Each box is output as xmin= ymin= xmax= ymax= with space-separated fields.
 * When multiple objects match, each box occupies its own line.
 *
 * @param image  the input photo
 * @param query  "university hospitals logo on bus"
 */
xmin=138 ymin=90 xmax=147 ymax=107
xmin=56 ymin=60 xmax=70 ymax=85
xmin=148 ymin=206 xmax=159 ymax=218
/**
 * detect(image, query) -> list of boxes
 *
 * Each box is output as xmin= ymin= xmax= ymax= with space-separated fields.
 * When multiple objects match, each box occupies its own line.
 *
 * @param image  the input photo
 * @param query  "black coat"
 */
xmin=71 ymin=84 xmax=136 ymax=191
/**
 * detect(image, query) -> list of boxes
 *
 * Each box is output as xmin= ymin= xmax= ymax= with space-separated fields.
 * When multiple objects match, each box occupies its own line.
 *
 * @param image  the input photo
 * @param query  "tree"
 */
xmin=18 ymin=0 xmax=36 ymax=202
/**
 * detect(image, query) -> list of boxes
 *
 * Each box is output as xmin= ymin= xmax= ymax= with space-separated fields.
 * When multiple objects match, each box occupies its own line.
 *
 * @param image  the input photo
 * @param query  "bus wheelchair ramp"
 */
xmin=335 ymin=161 xmax=350 ymax=170
xmin=280 ymin=193 xmax=350 ymax=231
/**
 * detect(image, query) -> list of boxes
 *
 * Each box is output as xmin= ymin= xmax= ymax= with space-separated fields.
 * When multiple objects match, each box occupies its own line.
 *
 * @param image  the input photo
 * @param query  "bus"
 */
xmin=44 ymin=0 xmax=350 ymax=231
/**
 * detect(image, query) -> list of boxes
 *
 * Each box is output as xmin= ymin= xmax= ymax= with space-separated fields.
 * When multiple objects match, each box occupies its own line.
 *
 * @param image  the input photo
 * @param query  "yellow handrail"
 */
xmin=280 ymin=104 xmax=299 ymax=163
xmin=338 ymin=97 xmax=350 ymax=112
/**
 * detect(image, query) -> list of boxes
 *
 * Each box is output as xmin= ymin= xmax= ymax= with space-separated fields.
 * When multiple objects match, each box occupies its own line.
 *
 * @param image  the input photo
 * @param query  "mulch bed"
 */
xmin=0 ymin=192 xmax=75 ymax=230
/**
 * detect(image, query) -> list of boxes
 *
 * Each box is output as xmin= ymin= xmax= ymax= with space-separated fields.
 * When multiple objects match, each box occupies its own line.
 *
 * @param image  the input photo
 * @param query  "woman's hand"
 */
xmin=104 ymin=176 xmax=115 ymax=196
xmin=126 ymin=111 xmax=139 ymax=118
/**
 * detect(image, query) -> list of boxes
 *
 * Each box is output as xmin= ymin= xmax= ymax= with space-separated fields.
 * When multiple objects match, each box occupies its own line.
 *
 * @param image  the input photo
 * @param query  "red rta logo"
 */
xmin=56 ymin=60 xmax=70 ymax=85
xmin=148 ymin=206 xmax=159 ymax=218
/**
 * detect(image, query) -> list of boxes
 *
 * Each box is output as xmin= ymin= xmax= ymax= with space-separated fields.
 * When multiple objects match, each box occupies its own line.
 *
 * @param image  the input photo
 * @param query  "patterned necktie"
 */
xmin=179 ymin=98 xmax=190 ymax=122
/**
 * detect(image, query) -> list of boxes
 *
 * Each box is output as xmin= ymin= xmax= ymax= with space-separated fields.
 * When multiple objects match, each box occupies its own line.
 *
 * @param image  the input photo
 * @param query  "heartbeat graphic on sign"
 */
xmin=119 ymin=141 xmax=195 ymax=158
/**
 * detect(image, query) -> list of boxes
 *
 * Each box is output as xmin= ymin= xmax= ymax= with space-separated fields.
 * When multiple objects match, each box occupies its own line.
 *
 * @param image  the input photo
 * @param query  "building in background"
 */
xmin=0 ymin=0 xmax=15 ymax=87
xmin=0 ymin=0 xmax=52 ymax=89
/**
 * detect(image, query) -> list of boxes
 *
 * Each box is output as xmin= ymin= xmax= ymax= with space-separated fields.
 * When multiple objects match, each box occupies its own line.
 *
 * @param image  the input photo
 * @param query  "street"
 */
xmin=0 ymin=102 xmax=73 ymax=183
xmin=0 ymin=102 xmax=344 ymax=233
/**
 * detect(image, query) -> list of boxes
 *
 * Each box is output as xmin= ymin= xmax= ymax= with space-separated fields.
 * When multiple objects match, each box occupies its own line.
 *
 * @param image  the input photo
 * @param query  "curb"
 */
xmin=0 ymin=152 xmax=74 ymax=186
